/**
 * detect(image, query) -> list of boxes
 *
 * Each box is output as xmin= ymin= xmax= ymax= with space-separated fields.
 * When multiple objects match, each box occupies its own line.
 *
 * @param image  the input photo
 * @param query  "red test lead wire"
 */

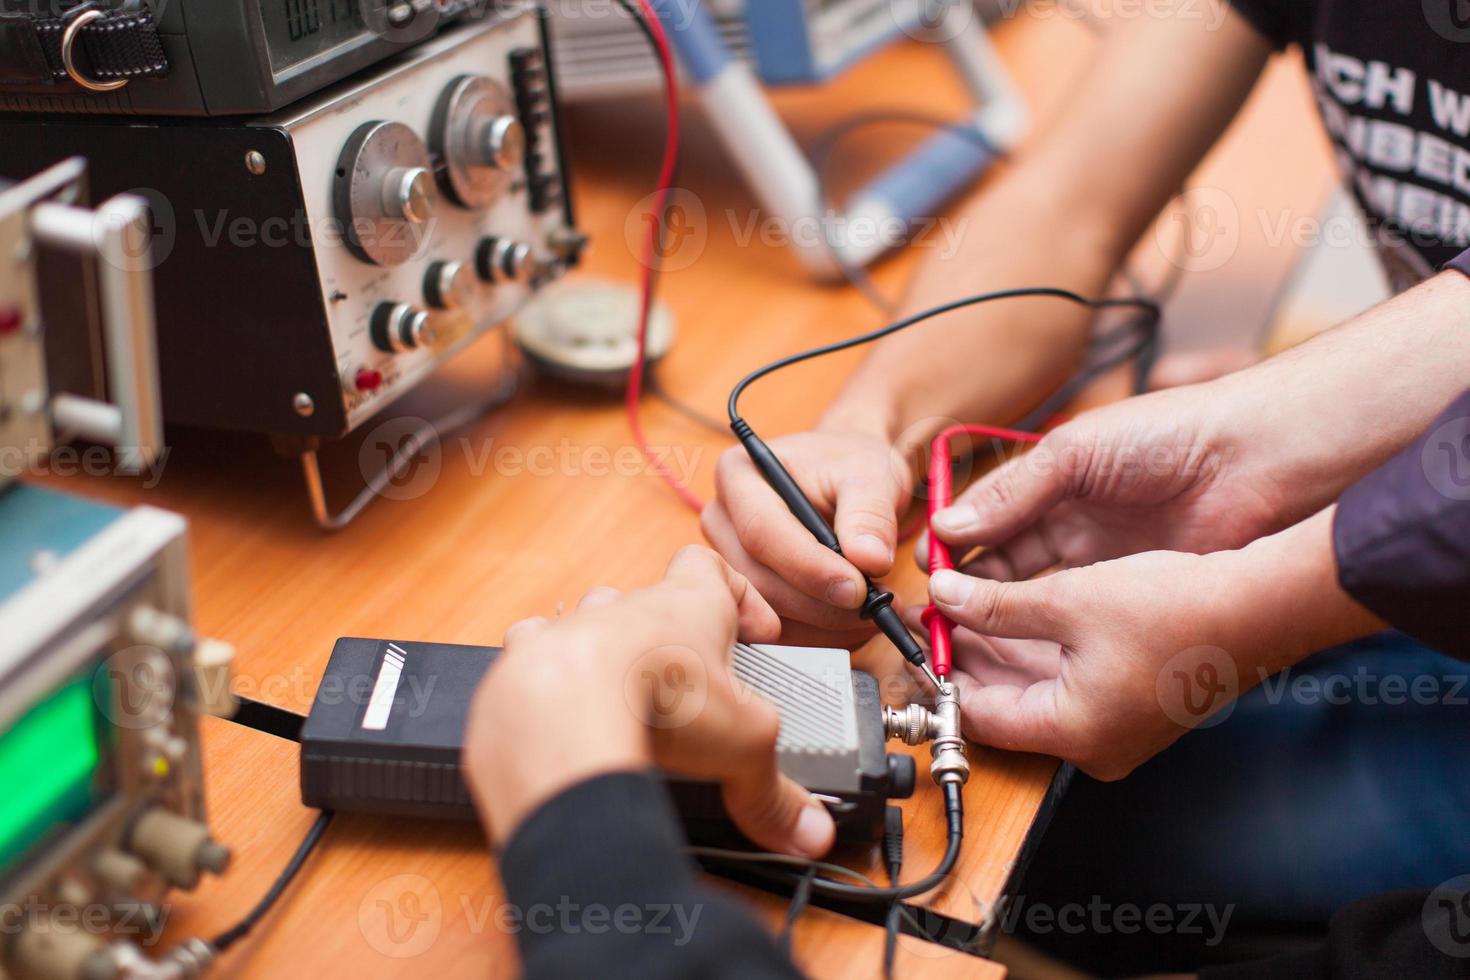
xmin=622 ymin=0 xmax=705 ymax=513
xmin=923 ymin=424 xmax=1042 ymax=678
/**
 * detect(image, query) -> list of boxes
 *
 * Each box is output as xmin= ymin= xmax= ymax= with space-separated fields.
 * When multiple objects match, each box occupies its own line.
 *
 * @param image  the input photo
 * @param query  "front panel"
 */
xmin=273 ymin=7 xmax=578 ymax=433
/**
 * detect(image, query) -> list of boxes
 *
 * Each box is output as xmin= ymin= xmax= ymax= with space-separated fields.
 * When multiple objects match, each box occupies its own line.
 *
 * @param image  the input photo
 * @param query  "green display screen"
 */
xmin=0 ymin=676 xmax=108 ymax=880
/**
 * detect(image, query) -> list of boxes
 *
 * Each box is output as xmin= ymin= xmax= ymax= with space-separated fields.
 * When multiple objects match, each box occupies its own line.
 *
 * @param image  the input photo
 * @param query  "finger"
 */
xmin=954 ymin=678 xmax=1070 ymax=757
xmin=774 ymin=620 xmax=878 ymax=650
xmin=929 ymin=570 xmax=1067 ymax=640
xmin=949 ymin=629 xmax=1061 ymax=687
xmin=984 ymin=524 xmax=1065 ymax=582
xmin=576 ymin=586 xmax=622 ymax=612
xmin=721 ymin=559 xmax=782 ymax=644
xmin=712 ymin=451 xmax=866 ymax=609
xmin=929 ymin=434 xmax=1074 ymax=551
xmin=958 ymin=548 xmax=1014 ymax=582
xmin=503 ymin=616 xmax=551 ymax=648
xmin=702 ymin=506 xmax=868 ymax=631
xmin=914 ymin=528 xmax=968 ymax=574
xmin=830 ymin=466 xmax=907 ymax=578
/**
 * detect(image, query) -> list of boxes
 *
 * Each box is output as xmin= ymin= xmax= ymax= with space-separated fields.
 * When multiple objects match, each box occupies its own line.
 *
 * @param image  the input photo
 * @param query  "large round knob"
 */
xmin=334 ymin=121 xmax=435 ymax=266
xmin=431 ymin=75 xmax=521 ymax=209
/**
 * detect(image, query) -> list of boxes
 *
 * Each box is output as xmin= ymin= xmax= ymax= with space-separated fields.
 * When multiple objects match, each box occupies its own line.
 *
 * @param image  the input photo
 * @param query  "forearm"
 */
xmin=1222 ymin=271 xmax=1470 ymax=518
xmin=820 ymin=171 xmax=1124 ymax=444
xmin=821 ymin=0 xmax=1270 ymax=449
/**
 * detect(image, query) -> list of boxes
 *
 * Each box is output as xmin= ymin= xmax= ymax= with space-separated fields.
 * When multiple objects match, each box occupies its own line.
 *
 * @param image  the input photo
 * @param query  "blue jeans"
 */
xmin=1015 ymin=633 xmax=1470 ymax=968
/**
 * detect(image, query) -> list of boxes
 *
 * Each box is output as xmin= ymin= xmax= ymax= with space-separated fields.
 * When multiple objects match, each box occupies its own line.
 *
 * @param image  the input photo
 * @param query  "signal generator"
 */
xmin=0 ymin=7 xmax=581 ymax=444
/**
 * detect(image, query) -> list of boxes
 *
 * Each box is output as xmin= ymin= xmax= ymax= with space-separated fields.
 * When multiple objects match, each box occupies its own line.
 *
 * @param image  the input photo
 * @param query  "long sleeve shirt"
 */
xmin=498 ymin=770 xmax=801 ymax=979
xmin=1333 ymin=386 xmax=1470 ymax=660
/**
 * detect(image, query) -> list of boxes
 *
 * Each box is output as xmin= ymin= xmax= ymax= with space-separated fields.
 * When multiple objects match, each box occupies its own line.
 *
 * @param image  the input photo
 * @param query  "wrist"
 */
xmin=1219 ymin=508 xmax=1384 ymax=680
xmin=466 ymin=643 xmax=651 ymax=847
xmin=817 ymin=393 xmax=904 ymax=443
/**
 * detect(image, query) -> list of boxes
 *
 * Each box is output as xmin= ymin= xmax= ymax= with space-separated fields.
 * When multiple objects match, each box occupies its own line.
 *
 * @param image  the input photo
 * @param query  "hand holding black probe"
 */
xmin=730 ymin=418 xmax=943 ymax=692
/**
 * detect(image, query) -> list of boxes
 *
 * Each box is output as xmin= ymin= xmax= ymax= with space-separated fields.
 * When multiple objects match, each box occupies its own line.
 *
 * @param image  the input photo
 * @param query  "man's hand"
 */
xmin=924 ymin=382 xmax=1289 ymax=580
xmin=463 ymin=546 xmax=837 ymax=859
xmin=923 ymin=509 xmax=1383 ymax=780
xmin=702 ymin=430 xmax=912 ymax=644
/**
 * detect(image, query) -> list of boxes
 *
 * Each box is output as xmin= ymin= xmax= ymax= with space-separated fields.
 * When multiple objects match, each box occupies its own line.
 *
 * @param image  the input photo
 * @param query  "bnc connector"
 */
xmin=882 ymin=681 xmax=970 ymax=787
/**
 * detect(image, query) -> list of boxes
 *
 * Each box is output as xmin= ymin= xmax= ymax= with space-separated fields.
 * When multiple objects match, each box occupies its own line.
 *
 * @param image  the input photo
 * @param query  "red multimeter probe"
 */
xmin=922 ymin=424 xmax=1043 ymax=679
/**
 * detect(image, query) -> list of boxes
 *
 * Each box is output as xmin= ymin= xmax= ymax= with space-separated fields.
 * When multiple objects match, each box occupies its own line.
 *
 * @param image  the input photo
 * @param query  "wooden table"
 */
xmin=35 ymin=11 xmax=1332 ymax=979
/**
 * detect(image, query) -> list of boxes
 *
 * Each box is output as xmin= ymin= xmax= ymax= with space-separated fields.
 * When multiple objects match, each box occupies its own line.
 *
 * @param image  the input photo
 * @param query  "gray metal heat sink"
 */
xmin=731 ymin=643 xmax=861 ymax=792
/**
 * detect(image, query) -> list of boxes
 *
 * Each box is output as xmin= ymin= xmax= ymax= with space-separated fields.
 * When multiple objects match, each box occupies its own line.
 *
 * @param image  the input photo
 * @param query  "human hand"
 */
xmin=922 ymin=509 xmax=1381 ymax=779
xmin=463 ymin=546 xmax=836 ymax=858
xmin=702 ymin=430 xmax=913 ymax=645
xmin=923 ymin=380 xmax=1291 ymax=580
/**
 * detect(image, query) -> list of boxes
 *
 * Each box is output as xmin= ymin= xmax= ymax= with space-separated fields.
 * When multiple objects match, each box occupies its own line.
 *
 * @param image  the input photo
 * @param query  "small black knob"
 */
xmin=886 ymin=754 xmax=917 ymax=800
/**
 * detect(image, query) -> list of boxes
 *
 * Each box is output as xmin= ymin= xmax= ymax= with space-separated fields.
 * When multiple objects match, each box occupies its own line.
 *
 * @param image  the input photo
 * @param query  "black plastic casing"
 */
xmin=299 ymin=637 xmax=913 ymax=842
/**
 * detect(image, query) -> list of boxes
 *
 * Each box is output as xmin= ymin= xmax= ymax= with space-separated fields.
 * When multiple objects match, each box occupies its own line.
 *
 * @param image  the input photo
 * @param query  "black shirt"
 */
xmin=1230 ymin=0 xmax=1470 ymax=288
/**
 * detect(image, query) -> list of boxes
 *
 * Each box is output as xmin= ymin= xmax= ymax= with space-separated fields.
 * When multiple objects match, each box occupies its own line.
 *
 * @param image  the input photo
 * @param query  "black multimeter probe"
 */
xmin=729 ymin=417 xmax=943 ymax=692
xmin=725 ymin=287 xmax=1164 ymax=694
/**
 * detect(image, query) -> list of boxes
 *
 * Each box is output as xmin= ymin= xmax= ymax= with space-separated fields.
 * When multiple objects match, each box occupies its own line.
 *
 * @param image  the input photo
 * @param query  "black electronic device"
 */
xmin=299 ymin=637 xmax=917 ymax=843
xmin=0 ymin=8 xmax=580 ymax=445
xmin=0 ymin=0 xmax=503 ymax=116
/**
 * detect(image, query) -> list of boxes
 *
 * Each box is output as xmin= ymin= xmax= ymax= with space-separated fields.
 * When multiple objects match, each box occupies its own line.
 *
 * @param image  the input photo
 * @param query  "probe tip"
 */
xmin=918 ymin=660 xmax=943 ymax=693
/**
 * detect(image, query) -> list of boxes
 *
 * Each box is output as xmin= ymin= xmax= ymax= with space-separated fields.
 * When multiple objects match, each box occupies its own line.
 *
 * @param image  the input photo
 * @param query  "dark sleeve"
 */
xmin=1333 ymin=387 xmax=1470 ymax=660
xmin=1226 ymin=0 xmax=1298 ymax=48
xmin=497 ymin=770 xmax=802 ymax=980
xmin=1200 ymin=888 xmax=1470 ymax=979
xmin=1447 ymin=245 xmax=1470 ymax=279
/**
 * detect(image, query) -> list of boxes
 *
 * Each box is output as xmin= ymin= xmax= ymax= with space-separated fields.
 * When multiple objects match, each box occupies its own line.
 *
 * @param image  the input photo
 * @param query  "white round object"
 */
xmin=513 ymin=278 xmax=675 ymax=384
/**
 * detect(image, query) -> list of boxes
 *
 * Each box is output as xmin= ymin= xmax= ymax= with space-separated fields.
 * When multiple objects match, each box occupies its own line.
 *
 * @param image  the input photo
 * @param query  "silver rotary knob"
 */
xmin=382 ymin=166 xmax=435 ymax=224
xmin=334 ymin=120 xmax=435 ymax=267
xmin=431 ymin=75 xmax=520 ymax=209
xmin=477 ymin=115 xmax=526 ymax=171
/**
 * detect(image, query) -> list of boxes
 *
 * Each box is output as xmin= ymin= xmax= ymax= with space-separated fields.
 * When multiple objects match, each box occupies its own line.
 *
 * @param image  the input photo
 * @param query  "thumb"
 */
xmin=929 ymin=431 xmax=1076 ymax=550
xmin=723 ymin=769 xmax=835 ymax=861
xmin=929 ymin=570 xmax=1067 ymax=640
xmin=718 ymin=702 xmax=834 ymax=858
